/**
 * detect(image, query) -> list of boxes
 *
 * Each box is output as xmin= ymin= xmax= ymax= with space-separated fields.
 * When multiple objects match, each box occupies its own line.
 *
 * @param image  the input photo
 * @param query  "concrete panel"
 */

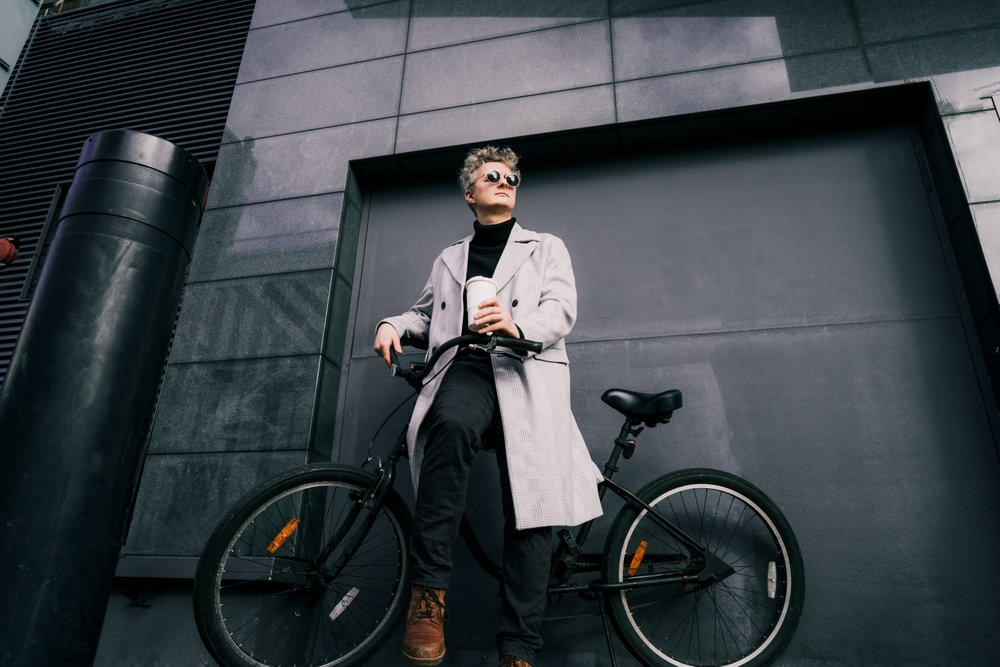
xmin=611 ymin=0 xmax=857 ymax=81
xmin=396 ymin=85 xmax=616 ymax=153
xmin=400 ymin=21 xmax=612 ymax=114
xmin=408 ymin=0 xmax=606 ymax=51
xmin=189 ymin=194 xmax=343 ymax=282
xmin=228 ymin=56 xmax=404 ymax=138
xmin=250 ymin=0 xmax=400 ymax=29
xmin=783 ymin=48 xmax=872 ymax=92
xmin=866 ymin=25 xmax=1000 ymax=82
xmin=170 ymin=270 xmax=332 ymax=363
xmin=944 ymin=110 xmax=1000 ymax=204
xmin=335 ymin=197 xmax=363 ymax=282
xmin=210 ymin=118 xmax=397 ymax=207
xmin=126 ymin=451 xmax=307 ymax=556
xmin=325 ymin=275 xmax=354 ymax=365
xmin=311 ymin=359 xmax=341 ymax=460
xmin=616 ymin=59 xmax=793 ymax=121
xmin=611 ymin=0 xmax=701 ymax=15
xmin=239 ymin=0 xmax=409 ymax=82
xmin=930 ymin=65 xmax=1000 ymax=115
xmin=852 ymin=0 xmax=1000 ymax=44
xmin=148 ymin=356 xmax=321 ymax=454
xmin=971 ymin=202 xmax=1000 ymax=301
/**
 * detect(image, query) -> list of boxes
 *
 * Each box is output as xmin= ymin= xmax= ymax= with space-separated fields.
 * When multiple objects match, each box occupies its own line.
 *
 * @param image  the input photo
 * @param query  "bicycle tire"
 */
xmin=193 ymin=463 xmax=412 ymax=667
xmin=602 ymin=469 xmax=804 ymax=667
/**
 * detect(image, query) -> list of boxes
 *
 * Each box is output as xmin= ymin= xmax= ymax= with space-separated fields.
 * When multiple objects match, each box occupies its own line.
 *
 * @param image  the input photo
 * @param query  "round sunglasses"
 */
xmin=474 ymin=169 xmax=520 ymax=188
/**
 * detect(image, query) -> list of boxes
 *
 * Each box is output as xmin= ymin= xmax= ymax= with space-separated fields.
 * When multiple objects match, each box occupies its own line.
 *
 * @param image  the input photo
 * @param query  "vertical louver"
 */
xmin=0 ymin=0 xmax=254 ymax=384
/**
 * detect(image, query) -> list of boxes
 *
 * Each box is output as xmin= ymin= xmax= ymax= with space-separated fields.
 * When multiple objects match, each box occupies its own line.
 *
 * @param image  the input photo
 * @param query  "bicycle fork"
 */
xmin=312 ymin=431 xmax=408 ymax=578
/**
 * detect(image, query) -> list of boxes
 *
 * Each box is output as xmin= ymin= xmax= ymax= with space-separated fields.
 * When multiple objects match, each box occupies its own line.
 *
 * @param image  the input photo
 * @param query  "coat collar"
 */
xmin=441 ymin=222 xmax=540 ymax=291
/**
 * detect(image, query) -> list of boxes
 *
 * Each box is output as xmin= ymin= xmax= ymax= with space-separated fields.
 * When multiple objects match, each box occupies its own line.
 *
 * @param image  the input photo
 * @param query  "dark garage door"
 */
xmin=339 ymin=125 xmax=1000 ymax=665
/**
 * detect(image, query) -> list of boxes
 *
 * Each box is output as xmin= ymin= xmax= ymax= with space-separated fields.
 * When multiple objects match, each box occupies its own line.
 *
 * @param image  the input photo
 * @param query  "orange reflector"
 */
xmin=628 ymin=540 xmax=648 ymax=576
xmin=267 ymin=518 xmax=300 ymax=554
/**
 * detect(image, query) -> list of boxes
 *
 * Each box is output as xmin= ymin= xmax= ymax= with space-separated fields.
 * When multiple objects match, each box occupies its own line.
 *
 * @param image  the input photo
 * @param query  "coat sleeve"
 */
xmin=377 ymin=263 xmax=435 ymax=343
xmin=514 ymin=235 xmax=577 ymax=349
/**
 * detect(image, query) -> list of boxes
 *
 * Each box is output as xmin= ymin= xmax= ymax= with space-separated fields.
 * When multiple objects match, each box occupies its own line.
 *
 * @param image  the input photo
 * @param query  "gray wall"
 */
xmin=338 ymin=125 xmax=1000 ymax=667
xmin=105 ymin=1 xmax=1000 ymax=665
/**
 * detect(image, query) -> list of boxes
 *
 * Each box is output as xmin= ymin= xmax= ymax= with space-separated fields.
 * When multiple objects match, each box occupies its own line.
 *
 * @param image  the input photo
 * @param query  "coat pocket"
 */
xmin=533 ymin=344 xmax=569 ymax=364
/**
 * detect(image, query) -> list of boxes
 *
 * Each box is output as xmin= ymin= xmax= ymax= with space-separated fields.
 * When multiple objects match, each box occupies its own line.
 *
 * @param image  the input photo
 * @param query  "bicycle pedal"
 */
xmin=557 ymin=529 xmax=581 ymax=558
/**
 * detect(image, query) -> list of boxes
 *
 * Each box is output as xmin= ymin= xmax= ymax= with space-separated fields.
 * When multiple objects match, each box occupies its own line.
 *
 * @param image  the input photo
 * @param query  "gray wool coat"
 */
xmin=379 ymin=222 xmax=604 ymax=530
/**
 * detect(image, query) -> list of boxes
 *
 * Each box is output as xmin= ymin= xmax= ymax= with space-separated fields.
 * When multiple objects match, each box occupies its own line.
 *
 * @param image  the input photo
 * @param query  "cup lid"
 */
xmin=465 ymin=276 xmax=498 ymax=287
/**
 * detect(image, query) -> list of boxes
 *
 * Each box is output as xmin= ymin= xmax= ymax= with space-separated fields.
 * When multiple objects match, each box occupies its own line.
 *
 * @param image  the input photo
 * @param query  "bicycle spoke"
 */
xmin=607 ymin=472 xmax=802 ymax=667
xmin=195 ymin=471 xmax=412 ymax=667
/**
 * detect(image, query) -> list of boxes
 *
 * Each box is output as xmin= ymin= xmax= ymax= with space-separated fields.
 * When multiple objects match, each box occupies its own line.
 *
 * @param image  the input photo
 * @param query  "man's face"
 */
xmin=464 ymin=161 xmax=517 ymax=216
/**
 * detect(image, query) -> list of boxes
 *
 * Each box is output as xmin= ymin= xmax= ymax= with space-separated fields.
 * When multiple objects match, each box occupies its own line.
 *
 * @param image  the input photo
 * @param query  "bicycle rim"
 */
xmin=614 ymin=480 xmax=796 ymax=667
xmin=207 ymin=477 xmax=408 ymax=667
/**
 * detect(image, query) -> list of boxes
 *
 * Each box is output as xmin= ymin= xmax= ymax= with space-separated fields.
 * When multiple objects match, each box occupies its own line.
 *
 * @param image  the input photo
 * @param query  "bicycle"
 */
xmin=193 ymin=333 xmax=805 ymax=667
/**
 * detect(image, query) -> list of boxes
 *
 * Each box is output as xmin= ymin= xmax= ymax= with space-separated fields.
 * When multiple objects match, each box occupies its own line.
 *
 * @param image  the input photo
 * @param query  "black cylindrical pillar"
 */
xmin=0 ymin=130 xmax=208 ymax=666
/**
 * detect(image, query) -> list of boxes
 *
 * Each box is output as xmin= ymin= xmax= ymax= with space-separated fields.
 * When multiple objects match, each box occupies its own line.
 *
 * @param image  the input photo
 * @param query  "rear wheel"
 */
xmin=193 ymin=464 xmax=411 ymax=667
xmin=602 ymin=469 xmax=804 ymax=667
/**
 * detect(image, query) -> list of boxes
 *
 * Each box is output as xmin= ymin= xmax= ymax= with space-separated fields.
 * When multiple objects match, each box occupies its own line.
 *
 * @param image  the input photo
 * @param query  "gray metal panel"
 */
xmin=169 ymin=269 xmax=333 ymax=364
xmin=210 ymin=118 xmax=397 ymax=207
xmin=354 ymin=127 xmax=958 ymax=353
xmin=399 ymin=21 xmax=613 ymax=114
xmin=148 ymin=356 xmax=323 ymax=454
xmin=610 ymin=0 xmax=858 ymax=80
xmin=125 ymin=451 xmax=309 ymax=555
xmin=342 ymin=123 xmax=1000 ymax=663
xmin=188 ymin=194 xmax=345 ymax=282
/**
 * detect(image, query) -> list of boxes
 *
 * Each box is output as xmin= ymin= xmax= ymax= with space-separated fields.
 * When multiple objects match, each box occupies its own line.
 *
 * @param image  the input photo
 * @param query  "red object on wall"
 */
xmin=0 ymin=237 xmax=19 ymax=267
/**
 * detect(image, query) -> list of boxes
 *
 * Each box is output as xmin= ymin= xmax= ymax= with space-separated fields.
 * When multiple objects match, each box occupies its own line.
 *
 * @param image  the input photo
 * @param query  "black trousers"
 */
xmin=410 ymin=351 xmax=552 ymax=664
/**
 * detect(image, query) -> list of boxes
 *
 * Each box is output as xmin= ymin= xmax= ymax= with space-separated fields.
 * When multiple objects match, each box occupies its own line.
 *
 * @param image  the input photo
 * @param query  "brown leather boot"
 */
xmin=401 ymin=585 xmax=447 ymax=665
xmin=498 ymin=656 xmax=533 ymax=667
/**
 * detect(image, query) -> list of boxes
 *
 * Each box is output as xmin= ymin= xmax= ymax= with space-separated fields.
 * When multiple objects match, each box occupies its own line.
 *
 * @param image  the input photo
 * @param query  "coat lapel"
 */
xmin=441 ymin=233 xmax=472 ymax=286
xmin=491 ymin=223 xmax=539 ymax=291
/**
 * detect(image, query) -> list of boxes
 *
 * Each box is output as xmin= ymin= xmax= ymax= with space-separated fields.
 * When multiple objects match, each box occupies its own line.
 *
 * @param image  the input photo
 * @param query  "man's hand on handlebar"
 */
xmin=374 ymin=323 xmax=402 ymax=368
xmin=472 ymin=298 xmax=519 ymax=338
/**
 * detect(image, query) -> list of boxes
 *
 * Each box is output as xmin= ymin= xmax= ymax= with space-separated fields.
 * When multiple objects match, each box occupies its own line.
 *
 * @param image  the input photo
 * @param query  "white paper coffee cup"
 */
xmin=465 ymin=276 xmax=498 ymax=332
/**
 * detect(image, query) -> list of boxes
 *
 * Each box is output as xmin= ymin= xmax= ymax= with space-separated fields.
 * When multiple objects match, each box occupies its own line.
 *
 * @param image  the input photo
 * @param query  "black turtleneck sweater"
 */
xmin=462 ymin=217 xmax=515 ymax=335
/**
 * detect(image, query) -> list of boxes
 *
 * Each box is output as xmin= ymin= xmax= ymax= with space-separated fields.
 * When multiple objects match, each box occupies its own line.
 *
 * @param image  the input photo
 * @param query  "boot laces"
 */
xmin=413 ymin=588 xmax=447 ymax=621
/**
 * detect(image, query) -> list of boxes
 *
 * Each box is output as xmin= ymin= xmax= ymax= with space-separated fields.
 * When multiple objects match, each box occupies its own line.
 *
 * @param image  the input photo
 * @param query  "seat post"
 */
xmin=600 ymin=418 xmax=637 ymax=491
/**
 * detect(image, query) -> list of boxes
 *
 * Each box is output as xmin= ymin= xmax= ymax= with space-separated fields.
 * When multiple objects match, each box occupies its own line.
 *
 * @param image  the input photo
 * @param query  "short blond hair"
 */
xmin=458 ymin=145 xmax=520 ymax=194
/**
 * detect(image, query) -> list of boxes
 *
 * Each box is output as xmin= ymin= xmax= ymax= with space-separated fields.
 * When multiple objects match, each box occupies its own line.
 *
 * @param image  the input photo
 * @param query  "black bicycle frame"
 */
xmin=543 ymin=417 xmax=734 ymax=595
xmin=312 ymin=334 xmax=733 ymax=593
xmin=313 ymin=429 xmax=409 ymax=577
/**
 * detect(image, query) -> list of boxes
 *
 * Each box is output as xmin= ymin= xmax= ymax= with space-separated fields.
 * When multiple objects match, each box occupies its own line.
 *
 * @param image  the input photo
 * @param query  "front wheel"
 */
xmin=193 ymin=463 xmax=412 ymax=667
xmin=602 ymin=469 xmax=804 ymax=667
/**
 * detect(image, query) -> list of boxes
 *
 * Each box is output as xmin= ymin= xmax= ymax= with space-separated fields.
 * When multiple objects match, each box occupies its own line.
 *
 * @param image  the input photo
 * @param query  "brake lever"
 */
xmin=388 ymin=347 xmax=424 ymax=390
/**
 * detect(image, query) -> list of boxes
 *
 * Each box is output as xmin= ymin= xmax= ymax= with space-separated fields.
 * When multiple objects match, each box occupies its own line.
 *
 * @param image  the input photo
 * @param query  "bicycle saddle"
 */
xmin=601 ymin=388 xmax=682 ymax=425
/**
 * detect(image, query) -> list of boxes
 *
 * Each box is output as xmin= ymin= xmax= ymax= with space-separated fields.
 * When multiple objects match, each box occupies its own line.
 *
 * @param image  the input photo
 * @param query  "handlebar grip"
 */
xmin=494 ymin=336 xmax=543 ymax=354
xmin=388 ymin=347 xmax=403 ymax=376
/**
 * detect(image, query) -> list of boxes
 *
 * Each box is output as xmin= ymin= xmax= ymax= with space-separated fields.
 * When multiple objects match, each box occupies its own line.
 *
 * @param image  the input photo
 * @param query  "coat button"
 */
xmin=441 ymin=301 xmax=446 ymax=310
xmin=511 ymin=299 xmax=518 ymax=307
xmin=432 ymin=346 xmax=437 ymax=353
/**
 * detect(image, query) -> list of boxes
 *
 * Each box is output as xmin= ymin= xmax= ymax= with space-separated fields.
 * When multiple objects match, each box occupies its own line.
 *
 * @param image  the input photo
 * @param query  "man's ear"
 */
xmin=464 ymin=189 xmax=475 ymax=205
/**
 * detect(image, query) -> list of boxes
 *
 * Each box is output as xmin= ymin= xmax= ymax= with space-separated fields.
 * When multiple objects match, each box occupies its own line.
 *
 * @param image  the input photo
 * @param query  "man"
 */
xmin=374 ymin=146 xmax=602 ymax=667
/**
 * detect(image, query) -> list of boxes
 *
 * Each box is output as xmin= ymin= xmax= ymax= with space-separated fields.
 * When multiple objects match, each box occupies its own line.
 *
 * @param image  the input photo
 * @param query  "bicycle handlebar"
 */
xmin=389 ymin=333 xmax=543 ymax=388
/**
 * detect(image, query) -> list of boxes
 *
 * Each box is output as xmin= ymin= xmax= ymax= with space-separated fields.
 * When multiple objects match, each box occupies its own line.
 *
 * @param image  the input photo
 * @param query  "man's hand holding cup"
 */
xmin=466 ymin=276 xmax=518 ymax=338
